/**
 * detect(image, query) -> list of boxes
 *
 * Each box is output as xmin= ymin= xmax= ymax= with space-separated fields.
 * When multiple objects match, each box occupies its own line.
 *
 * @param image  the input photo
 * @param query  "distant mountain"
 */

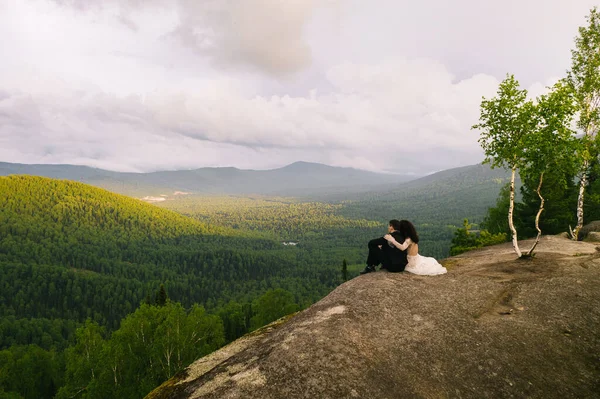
xmin=372 ymin=163 xmax=515 ymax=199
xmin=338 ymin=163 xmax=516 ymax=231
xmin=0 ymin=161 xmax=417 ymax=197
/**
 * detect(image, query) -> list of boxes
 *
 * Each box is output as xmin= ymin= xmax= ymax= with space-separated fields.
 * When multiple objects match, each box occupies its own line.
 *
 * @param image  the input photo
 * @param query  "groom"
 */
xmin=360 ymin=219 xmax=408 ymax=274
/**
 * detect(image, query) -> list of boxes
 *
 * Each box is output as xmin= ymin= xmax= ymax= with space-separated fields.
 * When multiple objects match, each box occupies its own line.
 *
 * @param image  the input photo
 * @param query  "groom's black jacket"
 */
xmin=368 ymin=230 xmax=408 ymax=272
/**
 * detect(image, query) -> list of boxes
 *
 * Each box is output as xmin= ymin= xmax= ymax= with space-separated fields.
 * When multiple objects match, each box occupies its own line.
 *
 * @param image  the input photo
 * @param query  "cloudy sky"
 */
xmin=0 ymin=0 xmax=596 ymax=174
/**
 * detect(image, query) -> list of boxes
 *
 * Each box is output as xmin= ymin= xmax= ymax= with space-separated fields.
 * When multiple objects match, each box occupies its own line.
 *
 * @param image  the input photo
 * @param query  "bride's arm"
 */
xmin=384 ymin=235 xmax=411 ymax=250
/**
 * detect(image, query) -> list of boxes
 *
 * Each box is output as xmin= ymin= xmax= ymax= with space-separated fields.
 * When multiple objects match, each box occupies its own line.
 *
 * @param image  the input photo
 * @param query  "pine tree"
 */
xmin=482 ymin=184 xmax=511 ymax=236
xmin=155 ymin=285 xmax=168 ymax=307
xmin=144 ymin=293 xmax=153 ymax=306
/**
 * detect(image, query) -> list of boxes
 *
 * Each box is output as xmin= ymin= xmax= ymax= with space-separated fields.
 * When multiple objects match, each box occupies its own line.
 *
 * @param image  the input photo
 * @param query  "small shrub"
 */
xmin=450 ymin=219 xmax=507 ymax=256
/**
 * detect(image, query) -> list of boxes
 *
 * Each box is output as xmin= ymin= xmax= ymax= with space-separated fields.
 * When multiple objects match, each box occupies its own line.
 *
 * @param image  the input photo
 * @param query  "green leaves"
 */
xmin=250 ymin=289 xmax=299 ymax=330
xmin=474 ymin=74 xmax=537 ymax=170
xmin=567 ymin=7 xmax=600 ymax=134
xmin=473 ymin=75 xmax=537 ymax=256
xmin=57 ymin=302 xmax=225 ymax=399
xmin=566 ymin=7 xmax=600 ymax=237
xmin=449 ymin=219 xmax=507 ymax=256
xmin=474 ymin=75 xmax=581 ymax=253
xmin=0 ymin=345 xmax=62 ymax=399
xmin=521 ymin=81 xmax=578 ymax=185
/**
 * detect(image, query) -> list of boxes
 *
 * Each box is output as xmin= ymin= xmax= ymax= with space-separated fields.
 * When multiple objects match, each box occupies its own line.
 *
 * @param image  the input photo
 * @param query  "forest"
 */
xmin=0 ymin=176 xmax=336 ymax=398
xmin=0 ymin=171 xmax=494 ymax=398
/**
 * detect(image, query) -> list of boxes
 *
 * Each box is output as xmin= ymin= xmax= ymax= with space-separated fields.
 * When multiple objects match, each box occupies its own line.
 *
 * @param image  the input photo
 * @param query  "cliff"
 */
xmin=147 ymin=236 xmax=600 ymax=399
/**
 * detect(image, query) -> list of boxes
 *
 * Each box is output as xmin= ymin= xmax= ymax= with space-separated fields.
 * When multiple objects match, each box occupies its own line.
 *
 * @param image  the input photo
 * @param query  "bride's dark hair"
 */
xmin=399 ymin=220 xmax=419 ymax=244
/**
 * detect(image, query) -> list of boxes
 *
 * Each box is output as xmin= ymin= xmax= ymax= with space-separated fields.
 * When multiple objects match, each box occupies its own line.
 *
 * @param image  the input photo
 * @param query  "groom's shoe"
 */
xmin=360 ymin=265 xmax=376 ymax=275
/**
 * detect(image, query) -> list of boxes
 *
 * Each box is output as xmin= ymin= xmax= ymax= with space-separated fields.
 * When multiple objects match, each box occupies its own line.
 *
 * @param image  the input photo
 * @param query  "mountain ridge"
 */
xmin=0 ymin=161 xmax=417 ymax=197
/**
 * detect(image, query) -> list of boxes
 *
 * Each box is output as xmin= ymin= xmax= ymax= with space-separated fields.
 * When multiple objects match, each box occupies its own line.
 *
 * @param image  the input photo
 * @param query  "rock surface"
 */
xmin=579 ymin=220 xmax=600 ymax=241
xmin=146 ymin=236 xmax=600 ymax=399
xmin=585 ymin=231 xmax=600 ymax=242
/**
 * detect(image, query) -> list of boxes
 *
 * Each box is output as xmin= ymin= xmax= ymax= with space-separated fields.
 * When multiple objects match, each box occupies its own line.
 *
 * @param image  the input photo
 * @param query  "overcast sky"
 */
xmin=0 ymin=0 xmax=596 ymax=174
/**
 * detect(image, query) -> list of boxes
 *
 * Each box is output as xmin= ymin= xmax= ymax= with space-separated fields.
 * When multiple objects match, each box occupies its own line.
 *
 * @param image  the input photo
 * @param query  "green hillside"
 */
xmin=0 ymin=176 xmax=344 ymax=347
xmin=341 ymin=164 xmax=515 ymax=221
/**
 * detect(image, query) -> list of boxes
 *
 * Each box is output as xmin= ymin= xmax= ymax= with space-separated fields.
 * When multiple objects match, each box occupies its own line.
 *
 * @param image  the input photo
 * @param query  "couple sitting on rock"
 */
xmin=360 ymin=219 xmax=447 ymax=276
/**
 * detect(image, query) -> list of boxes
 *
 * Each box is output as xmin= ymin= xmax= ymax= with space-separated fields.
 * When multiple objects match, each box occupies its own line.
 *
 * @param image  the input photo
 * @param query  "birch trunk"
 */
xmin=526 ymin=172 xmax=544 ymax=255
xmin=85 ymin=345 xmax=95 ymax=379
xmin=573 ymin=159 xmax=588 ymax=240
xmin=112 ymin=364 xmax=118 ymax=386
xmin=574 ymin=99 xmax=596 ymax=239
xmin=508 ymin=166 xmax=522 ymax=257
xmin=163 ymin=347 xmax=173 ymax=377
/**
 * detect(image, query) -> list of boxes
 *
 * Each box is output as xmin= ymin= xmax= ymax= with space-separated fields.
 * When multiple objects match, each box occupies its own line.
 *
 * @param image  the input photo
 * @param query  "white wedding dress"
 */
xmin=396 ymin=238 xmax=447 ymax=276
xmin=405 ymin=254 xmax=447 ymax=275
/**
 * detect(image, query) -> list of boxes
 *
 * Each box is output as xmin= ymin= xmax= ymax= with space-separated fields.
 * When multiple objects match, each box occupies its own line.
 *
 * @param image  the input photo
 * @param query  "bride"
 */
xmin=384 ymin=220 xmax=447 ymax=276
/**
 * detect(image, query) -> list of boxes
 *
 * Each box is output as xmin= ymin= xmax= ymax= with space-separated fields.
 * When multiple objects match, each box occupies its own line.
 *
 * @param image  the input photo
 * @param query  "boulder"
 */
xmin=579 ymin=220 xmax=600 ymax=241
xmin=147 ymin=236 xmax=600 ymax=399
xmin=584 ymin=231 xmax=600 ymax=242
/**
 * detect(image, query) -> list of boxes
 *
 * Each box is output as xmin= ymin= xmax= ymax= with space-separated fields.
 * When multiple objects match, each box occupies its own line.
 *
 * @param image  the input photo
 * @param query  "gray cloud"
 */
xmin=171 ymin=0 xmax=319 ymax=75
xmin=49 ymin=0 xmax=323 ymax=75
xmin=1 ymin=0 xmax=595 ymax=174
xmin=316 ymin=0 xmax=598 ymax=86
xmin=0 ymin=60 xmax=499 ymax=174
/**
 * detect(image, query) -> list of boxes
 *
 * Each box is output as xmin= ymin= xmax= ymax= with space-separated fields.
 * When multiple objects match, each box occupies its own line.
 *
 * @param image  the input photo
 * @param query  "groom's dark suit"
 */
xmin=366 ymin=230 xmax=408 ymax=272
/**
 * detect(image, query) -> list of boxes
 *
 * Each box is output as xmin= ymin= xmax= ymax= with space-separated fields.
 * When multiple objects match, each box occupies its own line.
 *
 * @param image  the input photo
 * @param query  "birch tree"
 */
xmin=520 ymin=82 xmax=578 ymax=255
xmin=473 ymin=75 xmax=537 ymax=257
xmin=566 ymin=7 xmax=600 ymax=240
xmin=56 ymin=320 xmax=106 ymax=399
